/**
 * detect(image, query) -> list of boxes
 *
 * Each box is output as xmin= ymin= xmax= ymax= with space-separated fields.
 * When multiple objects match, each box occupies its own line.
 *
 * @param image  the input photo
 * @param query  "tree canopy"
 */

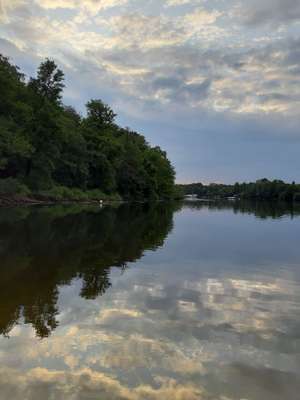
xmin=0 ymin=55 xmax=176 ymax=201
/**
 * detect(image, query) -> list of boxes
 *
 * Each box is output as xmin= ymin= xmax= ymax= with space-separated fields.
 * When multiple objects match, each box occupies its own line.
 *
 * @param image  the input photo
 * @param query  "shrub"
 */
xmin=37 ymin=186 xmax=122 ymax=202
xmin=294 ymin=193 xmax=300 ymax=202
xmin=38 ymin=186 xmax=89 ymax=201
xmin=0 ymin=178 xmax=31 ymax=196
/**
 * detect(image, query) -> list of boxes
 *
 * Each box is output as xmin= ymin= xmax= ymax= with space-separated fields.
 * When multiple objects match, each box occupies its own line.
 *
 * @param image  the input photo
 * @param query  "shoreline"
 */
xmin=0 ymin=195 xmax=124 ymax=207
xmin=0 ymin=195 xmax=179 ymax=207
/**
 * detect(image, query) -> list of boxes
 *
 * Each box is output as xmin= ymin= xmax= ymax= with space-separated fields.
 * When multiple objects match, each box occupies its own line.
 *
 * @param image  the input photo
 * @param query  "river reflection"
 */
xmin=0 ymin=201 xmax=299 ymax=400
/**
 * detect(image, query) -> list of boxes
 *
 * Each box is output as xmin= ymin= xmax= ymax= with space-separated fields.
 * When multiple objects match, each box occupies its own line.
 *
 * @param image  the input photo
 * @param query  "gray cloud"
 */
xmin=241 ymin=0 xmax=300 ymax=26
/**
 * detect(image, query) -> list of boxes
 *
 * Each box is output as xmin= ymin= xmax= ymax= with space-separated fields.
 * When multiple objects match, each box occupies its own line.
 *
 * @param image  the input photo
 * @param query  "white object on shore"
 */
xmin=185 ymin=194 xmax=198 ymax=201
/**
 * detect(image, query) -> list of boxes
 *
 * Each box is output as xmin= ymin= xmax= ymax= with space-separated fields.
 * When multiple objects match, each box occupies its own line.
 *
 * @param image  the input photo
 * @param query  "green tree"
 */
xmin=29 ymin=59 xmax=65 ymax=104
xmin=86 ymin=99 xmax=116 ymax=128
xmin=0 ymin=54 xmax=176 ymax=200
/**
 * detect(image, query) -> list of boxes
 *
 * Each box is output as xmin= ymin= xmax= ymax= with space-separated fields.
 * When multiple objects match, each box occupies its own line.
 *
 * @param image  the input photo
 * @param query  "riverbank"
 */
xmin=0 ymin=183 xmax=125 ymax=206
xmin=0 ymin=194 xmax=123 ymax=207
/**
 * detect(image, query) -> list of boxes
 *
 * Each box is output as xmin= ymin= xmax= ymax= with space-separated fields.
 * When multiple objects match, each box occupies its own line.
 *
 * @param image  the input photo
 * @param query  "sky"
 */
xmin=0 ymin=0 xmax=300 ymax=183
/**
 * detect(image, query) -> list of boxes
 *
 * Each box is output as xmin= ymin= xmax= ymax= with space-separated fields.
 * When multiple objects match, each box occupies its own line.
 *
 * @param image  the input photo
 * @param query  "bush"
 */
xmin=86 ymin=189 xmax=122 ymax=201
xmin=38 ymin=186 xmax=88 ymax=201
xmin=173 ymin=185 xmax=184 ymax=200
xmin=37 ymin=186 xmax=122 ymax=202
xmin=0 ymin=178 xmax=31 ymax=196
xmin=85 ymin=189 xmax=107 ymax=200
xmin=294 ymin=193 xmax=300 ymax=202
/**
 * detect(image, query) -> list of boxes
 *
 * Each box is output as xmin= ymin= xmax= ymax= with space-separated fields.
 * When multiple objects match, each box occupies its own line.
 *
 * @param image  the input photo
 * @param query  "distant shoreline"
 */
xmin=179 ymin=179 xmax=300 ymax=203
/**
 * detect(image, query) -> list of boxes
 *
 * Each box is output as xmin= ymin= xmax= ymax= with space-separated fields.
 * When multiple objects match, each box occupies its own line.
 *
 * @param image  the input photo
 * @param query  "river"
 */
xmin=0 ymin=201 xmax=299 ymax=399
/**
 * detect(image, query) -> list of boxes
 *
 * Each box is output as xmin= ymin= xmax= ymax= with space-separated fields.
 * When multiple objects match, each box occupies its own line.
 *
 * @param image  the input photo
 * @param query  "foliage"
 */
xmin=180 ymin=178 xmax=300 ymax=202
xmin=173 ymin=184 xmax=185 ymax=199
xmin=37 ymin=186 xmax=122 ymax=202
xmin=28 ymin=59 xmax=65 ymax=104
xmin=0 ymin=178 xmax=30 ymax=196
xmin=86 ymin=99 xmax=116 ymax=128
xmin=0 ymin=55 xmax=176 ymax=200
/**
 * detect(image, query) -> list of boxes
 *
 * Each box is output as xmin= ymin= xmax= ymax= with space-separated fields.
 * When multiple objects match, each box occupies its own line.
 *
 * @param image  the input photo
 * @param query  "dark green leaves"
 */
xmin=29 ymin=59 xmax=65 ymax=105
xmin=0 ymin=55 xmax=176 ymax=200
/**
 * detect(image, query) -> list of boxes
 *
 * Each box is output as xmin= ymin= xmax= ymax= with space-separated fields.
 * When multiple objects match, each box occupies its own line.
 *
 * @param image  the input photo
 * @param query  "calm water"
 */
xmin=0 ymin=201 xmax=300 ymax=400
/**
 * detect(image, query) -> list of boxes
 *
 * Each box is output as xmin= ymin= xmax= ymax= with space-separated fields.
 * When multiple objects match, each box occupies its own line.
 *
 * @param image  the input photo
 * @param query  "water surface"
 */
xmin=0 ymin=201 xmax=299 ymax=400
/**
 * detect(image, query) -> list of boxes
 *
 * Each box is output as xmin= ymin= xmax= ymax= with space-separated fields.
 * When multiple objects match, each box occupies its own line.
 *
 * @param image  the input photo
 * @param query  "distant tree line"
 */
xmin=180 ymin=178 xmax=300 ymax=202
xmin=0 ymin=54 xmax=176 ymax=201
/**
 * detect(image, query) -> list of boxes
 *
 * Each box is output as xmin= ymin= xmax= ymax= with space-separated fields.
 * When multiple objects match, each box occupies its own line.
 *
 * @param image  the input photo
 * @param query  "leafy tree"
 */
xmin=86 ymin=99 xmax=116 ymax=128
xmin=0 ymin=55 xmax=33 ymax=179
xmin=0 ymin=55 xmax=176 ymax=199
xmin=53 ymin=108 xmax=88 ymax=188
xmin=29 ymin=59 xmax=65 ymax=104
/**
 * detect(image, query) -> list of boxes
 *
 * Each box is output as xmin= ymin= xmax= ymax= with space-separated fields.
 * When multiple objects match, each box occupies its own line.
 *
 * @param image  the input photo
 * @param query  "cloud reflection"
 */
xmin=0 ymin=204 xmax=300 ymax=399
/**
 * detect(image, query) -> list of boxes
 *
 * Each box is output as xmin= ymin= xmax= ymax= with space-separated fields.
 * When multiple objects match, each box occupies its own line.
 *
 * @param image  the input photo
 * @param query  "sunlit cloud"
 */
xmin=0 ymin=366 xmax=208 ymax=400
xmin=37 ymin=0 xmax=129 ymax=13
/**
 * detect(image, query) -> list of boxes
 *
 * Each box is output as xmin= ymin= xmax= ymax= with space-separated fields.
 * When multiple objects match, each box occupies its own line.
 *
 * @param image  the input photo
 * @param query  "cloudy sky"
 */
xmin=0 ymin=0 xmax=300 ymax=183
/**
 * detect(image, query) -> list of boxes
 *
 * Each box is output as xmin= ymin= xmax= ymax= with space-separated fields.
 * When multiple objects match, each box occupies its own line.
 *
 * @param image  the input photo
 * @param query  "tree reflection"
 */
xmin=0 ymin=203 xmax=177 ymax=338
xmin=184 ymin=199 xmax=300 ymax=219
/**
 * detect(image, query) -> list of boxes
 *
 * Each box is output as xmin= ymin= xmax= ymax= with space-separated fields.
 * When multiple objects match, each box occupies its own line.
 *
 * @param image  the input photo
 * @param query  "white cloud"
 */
xmin=0 ymin=0 xmax=24 ymax=22
xmin=166 ymin=0 xmax=206 ymax=7
xmin=37 ymin=0 xmax=129 ymax=13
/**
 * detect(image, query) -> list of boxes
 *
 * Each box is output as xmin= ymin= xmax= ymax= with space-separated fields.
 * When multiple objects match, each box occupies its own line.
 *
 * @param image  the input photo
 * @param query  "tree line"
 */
xmin=180 ymin=178 xmax=300 ymax=202
xmin=0 ymin=55 xmax=176 ymax=201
